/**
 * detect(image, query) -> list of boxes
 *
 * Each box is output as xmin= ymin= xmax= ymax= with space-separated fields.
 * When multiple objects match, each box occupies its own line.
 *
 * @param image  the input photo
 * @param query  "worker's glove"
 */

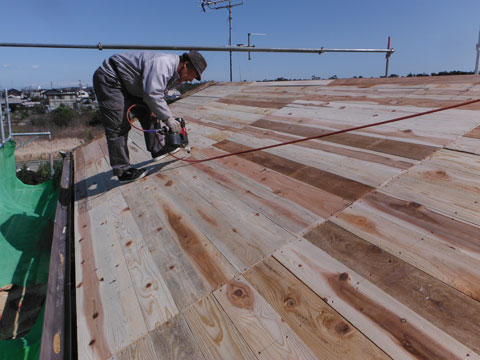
xmin=165 ymin=117 xmax=181 ymax=133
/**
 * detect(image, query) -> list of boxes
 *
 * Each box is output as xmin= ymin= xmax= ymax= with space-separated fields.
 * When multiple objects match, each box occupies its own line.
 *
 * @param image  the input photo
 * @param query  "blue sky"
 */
xmin=1 ymin=0 xmax=479 ymax=89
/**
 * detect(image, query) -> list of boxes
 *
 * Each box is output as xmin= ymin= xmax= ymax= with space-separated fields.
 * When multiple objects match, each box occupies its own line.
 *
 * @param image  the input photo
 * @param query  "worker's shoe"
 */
xmin=118 ymin=168 xmax=148 ymax=184
xmin=152 ymin=147 xmax=180 ymax=161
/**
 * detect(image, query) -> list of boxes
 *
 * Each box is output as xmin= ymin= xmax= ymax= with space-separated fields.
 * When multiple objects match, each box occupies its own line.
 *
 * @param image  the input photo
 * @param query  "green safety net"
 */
xmin=0 ymin=141 xmax=58 ymax=360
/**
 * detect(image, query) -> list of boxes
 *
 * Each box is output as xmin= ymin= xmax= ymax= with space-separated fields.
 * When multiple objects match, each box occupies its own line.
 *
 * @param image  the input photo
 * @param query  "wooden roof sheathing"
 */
xmin=74 ymin=75 xmax=480 ymax=359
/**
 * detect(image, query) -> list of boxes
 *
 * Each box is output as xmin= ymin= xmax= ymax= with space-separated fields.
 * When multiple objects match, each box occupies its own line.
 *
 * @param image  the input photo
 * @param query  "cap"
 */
xmin=184 ymin=50 xmax=207 ymax=81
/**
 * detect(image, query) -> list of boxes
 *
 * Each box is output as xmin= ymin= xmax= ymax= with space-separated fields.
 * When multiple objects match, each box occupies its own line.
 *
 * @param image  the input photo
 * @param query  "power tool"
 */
xmin=158 ymin=117 xmax=191 ymax=153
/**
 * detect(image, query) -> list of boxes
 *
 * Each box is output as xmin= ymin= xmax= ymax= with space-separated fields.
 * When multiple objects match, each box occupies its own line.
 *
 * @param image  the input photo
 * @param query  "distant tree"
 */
xmin=388 ymin=74 xmax=399 ymax=78
xmin=329 ymin=75 xmax=338 ymax=79
xmin=50 ymin=105 xmax=74 ymax=127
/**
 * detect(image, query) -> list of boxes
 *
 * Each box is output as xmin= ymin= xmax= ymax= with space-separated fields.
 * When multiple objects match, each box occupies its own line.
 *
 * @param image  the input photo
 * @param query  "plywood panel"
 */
xmin=213 ymin=277 xmax=318 ymax=360
xmin=183 ymin=294 xmax=257 ymax=360
xmin=244 ymin=257 xmax=389 ymax=360
xmin=274 ymin=240 xmax=479 ymax=360
xmin=305 ymin=221 xmax=480 ymax=354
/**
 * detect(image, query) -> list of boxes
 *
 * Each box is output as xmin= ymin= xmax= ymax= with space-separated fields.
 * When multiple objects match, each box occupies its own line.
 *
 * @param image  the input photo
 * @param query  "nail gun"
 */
xmin=158 ymin=117 xmax=191 ymax=153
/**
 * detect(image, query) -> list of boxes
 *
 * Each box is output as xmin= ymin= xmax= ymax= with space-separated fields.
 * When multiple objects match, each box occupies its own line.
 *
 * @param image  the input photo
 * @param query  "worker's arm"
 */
xmin=141 ymin=58 xmax=174 ymax=122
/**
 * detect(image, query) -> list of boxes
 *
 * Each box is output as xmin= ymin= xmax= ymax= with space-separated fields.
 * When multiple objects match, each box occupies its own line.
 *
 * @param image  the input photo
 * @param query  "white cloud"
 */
xmin=32 ymin=65 xmax=39 ymax=69
xmin=2 ymin=64 xmax=10 ymax=68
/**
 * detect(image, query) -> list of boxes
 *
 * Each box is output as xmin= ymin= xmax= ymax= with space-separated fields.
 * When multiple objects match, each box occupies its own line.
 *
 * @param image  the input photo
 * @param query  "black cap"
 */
xmin=184 ymin=50 xmax=207 ymax=81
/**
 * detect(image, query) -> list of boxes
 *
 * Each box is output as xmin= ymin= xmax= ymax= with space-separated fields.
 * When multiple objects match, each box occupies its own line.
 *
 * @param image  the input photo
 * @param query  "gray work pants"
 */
xmin=92 ymin=68 xmax=166 ymax=176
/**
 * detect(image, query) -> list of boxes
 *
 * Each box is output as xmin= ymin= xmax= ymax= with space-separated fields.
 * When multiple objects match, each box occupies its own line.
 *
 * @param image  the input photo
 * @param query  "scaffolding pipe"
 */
xmin=13 ymin=132 xmax=52 ymax=138
xmin=0 ymin=95 xmax=5 ymax=144
xmin=5 ymin=90 xmax=12 ymax=138
xmin=0 ymin=42 xmax=395 ymax=55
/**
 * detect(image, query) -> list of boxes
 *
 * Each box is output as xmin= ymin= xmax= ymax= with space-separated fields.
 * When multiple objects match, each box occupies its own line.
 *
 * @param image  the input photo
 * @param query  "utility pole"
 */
xmin=201 ymin=0 xmax=244 ymax=81
xmin=475 ymin=29 xmax=480 ymax=75
xmin=385 ymin=36 xmax=392 ymax=78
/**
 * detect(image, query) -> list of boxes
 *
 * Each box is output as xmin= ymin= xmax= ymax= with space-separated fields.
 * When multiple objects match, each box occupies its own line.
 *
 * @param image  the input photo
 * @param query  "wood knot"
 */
xmin=334 ymin=321 xmax=351 ymax=335
xmin=284 ymin=297 xmax=297 ymax=308
xmin=423 ymin=170 xmax=449 ymax=180
xmin=146 ymin=283 xmax=152 ymax=288
xmin=126 ymin=240 xmax=133 ymax=247
xmin=339 ymin=272 xmax=349 ymax=281
xmin=92 ymin=312 xmax=99 ymax=319
xmin=227 ymin=280 xmax=254 ymax=310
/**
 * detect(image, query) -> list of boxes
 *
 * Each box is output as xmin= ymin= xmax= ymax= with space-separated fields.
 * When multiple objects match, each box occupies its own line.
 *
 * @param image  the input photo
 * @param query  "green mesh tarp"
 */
xmin=0 ymin=141 xmax=58 ymax=360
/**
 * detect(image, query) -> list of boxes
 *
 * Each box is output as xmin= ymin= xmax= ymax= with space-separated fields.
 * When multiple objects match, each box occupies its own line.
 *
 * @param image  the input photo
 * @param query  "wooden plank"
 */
xmin=428 ymin=149 xmax=480 ymax=175
xmin=217 ymin=97 xmax=291 ymax=109
xmin=115 ymin=335 xmax=158 ymax=360
xmin=188 ymin=159 xmax=320 ymax=235
xmin=108 ymin=193 xmax=179 ymax=331
xmin=465 ymin=125 xmax=480 ymax=139
xmin=381 ymin=162 xmax=480 ymax=225
xmin=331 ymin=191 xmax=480 ymax=300
xmin=250 ymin=119 xmax=438 ymax=160
xmin=145 ymin=171 xmax=268 ymax=272
xmin=169 ymin=164 xmax=296 ymax=248
xmin=228 ymin=129 xmax=405 ymax=187
xmin=447 ymin=137 xmax=480 ymax=155
xmin=148 ymin=314 xmax=206 ymax=360
xmin=239 ymin=125 xmax=415 ymax=170
xmin=121 ymin=183 xmax=215 ymax=311
xmin=75 ymin=200 xmax=147 ymax=359
xmin=274 ymin=101 xmax=479 ymax=136
xmin=198 ymin=147 xmax=350 ymax=218
xmin=304 ymin=221 xmax=480 ymax=354
xmin=213 ymin=276 xmax=318 ymax=360
xmin=183 ymin=294 xmax=257 ymax=360
xmin=214 ymin=139 xmax=373 ymax=201
xmin=274 ymin=240 xmax=480 ymax=360
xmin=244 ymin=257 xmax=389 ymax=360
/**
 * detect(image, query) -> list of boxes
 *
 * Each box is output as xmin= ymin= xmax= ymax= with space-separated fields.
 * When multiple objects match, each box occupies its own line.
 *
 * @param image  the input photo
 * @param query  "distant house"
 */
xmin=1 ymin=89 xmax=23 ymax=111
xmin=44 ymin=89 xmax=78 ymax=110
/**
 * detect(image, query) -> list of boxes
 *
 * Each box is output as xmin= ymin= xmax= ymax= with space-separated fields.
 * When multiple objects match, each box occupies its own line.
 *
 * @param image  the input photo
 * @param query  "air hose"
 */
xmin=127 ymin=98 xmax=480 ymax=164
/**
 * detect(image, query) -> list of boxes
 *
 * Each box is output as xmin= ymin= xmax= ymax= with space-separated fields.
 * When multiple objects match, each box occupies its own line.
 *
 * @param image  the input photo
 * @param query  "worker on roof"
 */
xmin=93 ymin=50 xmax=207 ymax=183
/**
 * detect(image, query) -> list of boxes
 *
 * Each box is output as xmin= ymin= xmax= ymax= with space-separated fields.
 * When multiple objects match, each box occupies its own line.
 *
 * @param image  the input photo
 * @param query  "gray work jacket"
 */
xmin=101 ymin=52 xmax=180 ymax=121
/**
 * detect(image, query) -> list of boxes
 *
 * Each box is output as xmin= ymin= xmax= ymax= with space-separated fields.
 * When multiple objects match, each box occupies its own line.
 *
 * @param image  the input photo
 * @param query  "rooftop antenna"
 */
xmin=201 ymin=0 xmax=244 ymax=81
xmin=248 ymin=32 xmax=266 ymax=60
xmin=475 ymin=29 xmax=480 ymax=75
